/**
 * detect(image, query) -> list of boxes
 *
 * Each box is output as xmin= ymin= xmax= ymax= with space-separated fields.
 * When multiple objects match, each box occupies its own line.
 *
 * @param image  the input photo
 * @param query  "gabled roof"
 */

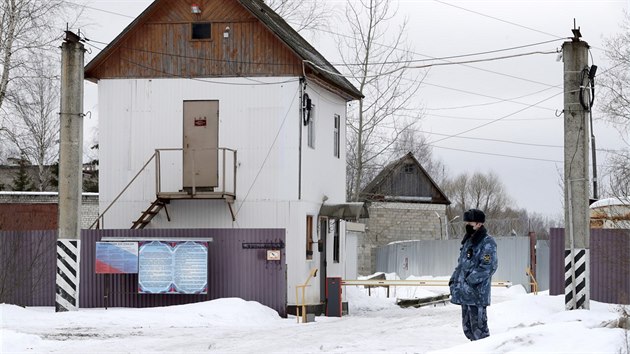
xmin=84 ymin=0 xmax=362 ymax=100
xmin=238 ymin=0 xmax=362 ymax=99
xmin=360 ymin=152 xmax=451 ymax=205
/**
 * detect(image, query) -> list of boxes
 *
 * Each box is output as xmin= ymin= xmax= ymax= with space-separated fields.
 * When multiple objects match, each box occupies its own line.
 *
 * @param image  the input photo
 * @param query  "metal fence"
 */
xmin=376 ymin=237 xmax=532 ymax=291
xmin=0 ymin=229 xmax=288 ymax=316
xmin=549 ymin=228 xmax=630 ymax=305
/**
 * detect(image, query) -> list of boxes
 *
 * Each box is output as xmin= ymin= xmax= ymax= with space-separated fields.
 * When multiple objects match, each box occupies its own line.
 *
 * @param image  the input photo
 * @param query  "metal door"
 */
xmin=183 ymin=100 xmax=219 ymax=189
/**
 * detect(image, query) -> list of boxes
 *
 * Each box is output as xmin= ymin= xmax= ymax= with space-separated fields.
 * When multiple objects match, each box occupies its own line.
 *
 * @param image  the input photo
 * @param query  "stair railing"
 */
xmin=88 ymin=152 xmax=157 ymax=229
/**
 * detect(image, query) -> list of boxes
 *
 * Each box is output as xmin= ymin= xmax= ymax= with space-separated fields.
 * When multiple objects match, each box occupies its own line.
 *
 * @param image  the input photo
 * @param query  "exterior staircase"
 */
xmin=131 ymin=198 xmax=170 ymax=229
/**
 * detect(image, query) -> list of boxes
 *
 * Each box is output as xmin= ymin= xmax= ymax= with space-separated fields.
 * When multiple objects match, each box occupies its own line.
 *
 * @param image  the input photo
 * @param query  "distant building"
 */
xmin=590 ymin=197 xmax=630 ymax=229
xmin=358 ymin=152 xmax=450 ymax=275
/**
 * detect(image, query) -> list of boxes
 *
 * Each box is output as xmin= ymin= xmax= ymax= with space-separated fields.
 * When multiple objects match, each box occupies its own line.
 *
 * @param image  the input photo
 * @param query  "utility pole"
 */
xmin=563 ymin=23 xmax=591 ymax=311
xmin=56 ymin=30 xmax=85 ymax=312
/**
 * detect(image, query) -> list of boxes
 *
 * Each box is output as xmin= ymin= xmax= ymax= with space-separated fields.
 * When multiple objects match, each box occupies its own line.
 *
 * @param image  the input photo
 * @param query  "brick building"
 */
xmin=0 ymin=192 xmax=99 ymax=231
xmin=358 ymin=152 xmax=450 ymax=275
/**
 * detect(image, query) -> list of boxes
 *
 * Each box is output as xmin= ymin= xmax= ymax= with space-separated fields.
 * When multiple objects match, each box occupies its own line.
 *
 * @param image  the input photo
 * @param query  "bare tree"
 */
xmin=443 ymin=171 xmax=513 ymax=220
xmin=264 ymin=0 xmax=329 ymax=33
xmin=339 ymin=0 xmax=425 ymax=201
xmin=3 ymin=52 xmax=60 ymax=190
xmin=0 ymin=0 xmax=74 ymax=114
xmin=599 ymin=12 xmax=630 ymax=200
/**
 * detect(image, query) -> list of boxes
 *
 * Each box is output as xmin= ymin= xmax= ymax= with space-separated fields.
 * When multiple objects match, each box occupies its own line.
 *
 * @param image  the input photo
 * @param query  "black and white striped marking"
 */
xmin=564 ymin=248 xmax=589 ymax=310
xmin=56 ymin=240 xmax=80 ymax=312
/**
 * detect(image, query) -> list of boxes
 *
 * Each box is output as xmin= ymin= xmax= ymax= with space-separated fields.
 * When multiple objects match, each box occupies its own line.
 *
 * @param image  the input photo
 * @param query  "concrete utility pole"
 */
xmin=56 ymin=30 xmax=85 ymax=312
xmin=563 ymin=24 xmax=591 ymax=311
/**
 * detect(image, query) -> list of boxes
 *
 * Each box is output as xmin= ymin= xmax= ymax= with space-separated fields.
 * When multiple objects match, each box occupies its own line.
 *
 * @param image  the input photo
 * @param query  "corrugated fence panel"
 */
xmin=0 ymin=230 xmax=56 ymax=306
xmin=590 ymin=228 xmax=630 ymax=304
xmin=376 ymin=237 xmax=531 ymax=290
xmin=0 ymin=229 xmax=286 ymax=315
xmin=535 ymin=240 xmax=550 ymax=291
xmin=550 ymin=227 xmax=630 ymax=304
xmin=549 ymin=228 xmax=566 ymax=296
xmin=79 ymin=229 xmax=287 ymax=316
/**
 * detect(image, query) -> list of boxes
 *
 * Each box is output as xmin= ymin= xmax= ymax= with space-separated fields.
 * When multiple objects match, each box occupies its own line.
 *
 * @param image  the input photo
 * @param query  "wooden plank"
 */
xmin=341 ymin=279 xmax=512 ymax=287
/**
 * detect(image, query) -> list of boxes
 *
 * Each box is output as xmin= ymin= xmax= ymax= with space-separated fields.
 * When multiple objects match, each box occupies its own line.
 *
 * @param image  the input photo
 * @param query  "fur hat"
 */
xmin=463 ymin=209 xmax=485 ymax=223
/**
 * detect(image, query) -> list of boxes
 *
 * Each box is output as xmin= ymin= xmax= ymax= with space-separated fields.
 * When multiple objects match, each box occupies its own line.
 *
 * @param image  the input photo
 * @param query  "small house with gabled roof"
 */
xmin=358 ymin=152 xmax=450 ymax=275
xmin=85 ymin=0 xmax=364 ymax=316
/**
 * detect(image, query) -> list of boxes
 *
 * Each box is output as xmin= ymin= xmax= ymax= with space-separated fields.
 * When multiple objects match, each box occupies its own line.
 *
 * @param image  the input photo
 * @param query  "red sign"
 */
xmin=194 ymin=117 xmax=207 ymax=126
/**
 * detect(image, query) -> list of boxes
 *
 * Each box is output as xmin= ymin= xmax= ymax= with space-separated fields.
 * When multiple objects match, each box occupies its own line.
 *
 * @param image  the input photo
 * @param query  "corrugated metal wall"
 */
xmin=535 ymin=239 xmax=550 ymax=291
xmin=549 ymin=228 xmax=630 ymax=304
xmin=376 ymin=237 xmax=531 ymax=291
xmin=0 ymin=229 xmax=287 ymax=316
xmin=0 ymin=230 xmax=56 ymax=306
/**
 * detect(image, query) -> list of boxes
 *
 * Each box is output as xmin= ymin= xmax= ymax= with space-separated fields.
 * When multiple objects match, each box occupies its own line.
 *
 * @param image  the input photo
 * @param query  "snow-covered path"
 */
xmin=2 ymin=285 xmax=628 ymax=353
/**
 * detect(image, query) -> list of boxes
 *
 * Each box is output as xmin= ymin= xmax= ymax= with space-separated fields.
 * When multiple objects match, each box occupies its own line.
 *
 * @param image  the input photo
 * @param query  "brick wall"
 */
xmin=357 ymin=202 xmax=447 ymax=276
xmin=0 ymin=192 xmax=99 ymax=230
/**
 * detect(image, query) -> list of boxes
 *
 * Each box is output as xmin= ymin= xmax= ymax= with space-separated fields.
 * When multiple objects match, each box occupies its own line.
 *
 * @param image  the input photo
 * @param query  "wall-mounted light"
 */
xmin=191 ymin=3 xmax=201 ymax=14
xmin=223 ymin=26 xmax=230 ymax=38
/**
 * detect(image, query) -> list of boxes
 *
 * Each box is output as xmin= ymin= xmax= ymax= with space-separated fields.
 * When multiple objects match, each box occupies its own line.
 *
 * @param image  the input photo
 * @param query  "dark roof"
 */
xmin=84 ymin=0 xmax=362 ymax=100
xmin=360 ymin=152 xmax=451 ymax=204
xmin=238 ymin=0 xmax=362 ymax=99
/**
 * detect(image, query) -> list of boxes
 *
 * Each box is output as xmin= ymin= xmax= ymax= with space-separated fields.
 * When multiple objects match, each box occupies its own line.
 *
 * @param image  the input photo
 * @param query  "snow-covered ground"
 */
xmin=2 ymin=275 xmax=629 ymax=353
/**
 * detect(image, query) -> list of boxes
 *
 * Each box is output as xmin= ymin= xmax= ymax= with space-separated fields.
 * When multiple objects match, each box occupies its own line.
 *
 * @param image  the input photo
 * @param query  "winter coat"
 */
xmin=449 ymin=226 xmax=498 ymax=306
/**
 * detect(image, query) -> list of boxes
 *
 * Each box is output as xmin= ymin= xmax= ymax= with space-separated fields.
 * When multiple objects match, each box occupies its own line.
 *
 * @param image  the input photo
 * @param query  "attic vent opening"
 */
xmin=192 ymin=22 xmax=212 ymax=40
xmin=403 ymin=164 xmax=414 ymax=173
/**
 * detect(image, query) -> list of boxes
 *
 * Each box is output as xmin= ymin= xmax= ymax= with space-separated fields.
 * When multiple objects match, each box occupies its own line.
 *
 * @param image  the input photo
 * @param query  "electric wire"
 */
xmin=423 ymin=83 xmax=560 ymax=111
xmin=427 ymin=90 xmax=566 ymax=145
xmin=304 ymin=50 xmax=558 ymax=79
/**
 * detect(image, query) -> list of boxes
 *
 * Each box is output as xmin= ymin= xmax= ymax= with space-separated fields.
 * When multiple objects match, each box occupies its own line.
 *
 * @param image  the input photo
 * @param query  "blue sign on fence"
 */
xmin=138 ymin=241 xmax=208 ymax=294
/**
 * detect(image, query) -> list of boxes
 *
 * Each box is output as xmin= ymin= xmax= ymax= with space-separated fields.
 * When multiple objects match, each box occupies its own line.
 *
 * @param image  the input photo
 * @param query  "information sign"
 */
xmin=95 ymin=242 xmax=139 ymax=274
xmin=138 ymin=241 xmax=208 ymax=294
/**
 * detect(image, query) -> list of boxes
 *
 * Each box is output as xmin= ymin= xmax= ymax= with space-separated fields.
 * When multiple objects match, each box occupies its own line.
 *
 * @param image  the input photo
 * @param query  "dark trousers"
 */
xmin=461 ymin=305 xmax=489 ymax=341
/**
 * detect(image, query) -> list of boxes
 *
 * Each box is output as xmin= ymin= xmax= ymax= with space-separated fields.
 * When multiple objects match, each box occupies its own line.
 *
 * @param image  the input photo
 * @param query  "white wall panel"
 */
xmin=98 ymin=77 xmax=351 ymax=304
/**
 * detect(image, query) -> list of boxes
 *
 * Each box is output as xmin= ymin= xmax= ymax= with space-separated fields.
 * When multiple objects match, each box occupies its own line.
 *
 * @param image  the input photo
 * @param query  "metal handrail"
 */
xmin=89 ymin=147 xmax=237 ymax=229
xmin=154 ymin=147 xmax=236 ymax=196
xmin=88 ymin=152 xmax=158 ymax=229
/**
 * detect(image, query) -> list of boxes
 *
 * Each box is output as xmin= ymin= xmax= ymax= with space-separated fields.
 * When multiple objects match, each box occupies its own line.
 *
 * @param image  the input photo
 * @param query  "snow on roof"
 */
xmin=590 ymin=197 xmax=630 ymax=209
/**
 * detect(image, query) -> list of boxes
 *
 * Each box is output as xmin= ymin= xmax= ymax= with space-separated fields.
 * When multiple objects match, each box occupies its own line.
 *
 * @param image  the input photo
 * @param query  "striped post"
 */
xmin=56 ymin=240 xmax=80 ymax=311
xmin=564 ymin=249 xmax=589 ymax=310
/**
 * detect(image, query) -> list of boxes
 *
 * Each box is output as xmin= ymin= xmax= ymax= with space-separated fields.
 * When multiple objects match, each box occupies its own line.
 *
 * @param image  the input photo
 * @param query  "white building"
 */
xmin=85 ymin=0 xmax=365 ymax=314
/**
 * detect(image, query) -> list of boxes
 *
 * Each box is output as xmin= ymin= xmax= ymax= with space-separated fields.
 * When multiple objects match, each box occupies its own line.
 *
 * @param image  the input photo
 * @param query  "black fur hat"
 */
xmin=463 ymin=209 xmax=485 ymax=223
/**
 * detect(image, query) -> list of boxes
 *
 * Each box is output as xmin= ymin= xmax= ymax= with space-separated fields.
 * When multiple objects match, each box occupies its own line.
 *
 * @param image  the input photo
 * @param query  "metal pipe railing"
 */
xmin=89 ymin=152 xmax=157 ymax=229
xmin=89 ymin=147 xmax=237 ymax=229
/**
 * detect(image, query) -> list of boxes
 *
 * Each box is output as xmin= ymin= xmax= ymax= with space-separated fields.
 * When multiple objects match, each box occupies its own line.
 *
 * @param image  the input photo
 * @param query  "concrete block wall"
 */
xmin=357 ymin=202 xmax=447 ymax=276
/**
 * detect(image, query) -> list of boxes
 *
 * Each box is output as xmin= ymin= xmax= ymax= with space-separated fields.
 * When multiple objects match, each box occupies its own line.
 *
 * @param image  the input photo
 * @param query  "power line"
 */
xmin=423 ymin=83 xmax=560 ymax=111
xmin=428 ymin=90 xmax=565 ymax=145
xmin=304 ymin=50 xmax=558 ymax=79
xmin=330 ymin=38 xmax=562 ymax=66
xmin=424 ymin=113 xmax=557 ymax=122
xmin=431 ymin=144 xmax=563 ymax=163
xmin=433 ymin=0 xmax=565 ymax=39
xmin=310 ymin=26 xmax=561 ymax=88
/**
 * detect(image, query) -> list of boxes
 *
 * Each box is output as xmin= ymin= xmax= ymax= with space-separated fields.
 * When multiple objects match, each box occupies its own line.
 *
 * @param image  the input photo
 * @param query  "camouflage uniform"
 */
xmin=449 ymin=222 xmax=498 ymax=341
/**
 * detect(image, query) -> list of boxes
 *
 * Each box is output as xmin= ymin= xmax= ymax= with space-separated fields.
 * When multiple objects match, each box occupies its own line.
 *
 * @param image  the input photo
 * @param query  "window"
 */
xmin=306 ymin=215 xmax=313 ymax=260
xmin=404 ymin=163 xmax=414 ymax=173
xmin=333 ymin=114 xmax=340 ymax=158
xmin=307 ymin=106 xmax=315 ymax=148
xmin=191 ymin=23 xmax=211 ymax=40
xmin=333 ymin=219 xmax=340 ymax=263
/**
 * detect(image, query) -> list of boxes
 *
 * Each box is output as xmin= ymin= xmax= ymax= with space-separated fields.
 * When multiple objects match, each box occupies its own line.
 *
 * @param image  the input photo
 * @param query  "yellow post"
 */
xmin=526 ymin=266 xmax=539 ymax=295
xmin=295 ymin=268 xmax=318 ymax=323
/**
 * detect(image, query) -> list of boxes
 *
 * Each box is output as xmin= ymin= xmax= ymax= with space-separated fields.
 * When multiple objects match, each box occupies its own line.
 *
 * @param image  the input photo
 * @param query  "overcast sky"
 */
xmin=80 ymin=0 xmax=629 ymax=219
